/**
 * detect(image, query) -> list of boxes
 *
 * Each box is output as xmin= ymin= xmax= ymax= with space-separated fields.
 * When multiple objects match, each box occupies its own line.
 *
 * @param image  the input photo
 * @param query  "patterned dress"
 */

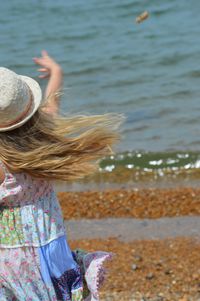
xmin=0 ymin=162 xmax=112 ymax=301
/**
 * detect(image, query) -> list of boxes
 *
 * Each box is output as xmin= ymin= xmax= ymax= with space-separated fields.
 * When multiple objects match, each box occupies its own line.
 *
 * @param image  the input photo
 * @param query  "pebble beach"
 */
xmin=58 ymin=187 xmax=200 ymax=301
xmin=58 ymin=188 xmax=200 ymax=219
xmin=70 ymin=237 xmax=200 ymax=301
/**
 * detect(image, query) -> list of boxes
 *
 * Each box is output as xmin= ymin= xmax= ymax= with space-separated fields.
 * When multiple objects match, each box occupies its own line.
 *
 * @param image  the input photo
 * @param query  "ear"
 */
xmin=0 ymin=166 xmax=5 ymax=184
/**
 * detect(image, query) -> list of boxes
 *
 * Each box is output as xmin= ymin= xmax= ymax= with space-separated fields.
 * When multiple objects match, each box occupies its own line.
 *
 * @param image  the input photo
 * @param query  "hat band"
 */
xmin=0 ymin=93 xmax=33 ymax=128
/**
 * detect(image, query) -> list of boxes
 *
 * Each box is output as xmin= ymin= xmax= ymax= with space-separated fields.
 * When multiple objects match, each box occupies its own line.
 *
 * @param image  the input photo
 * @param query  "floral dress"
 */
xmin=0 ymin=162 xmax=112 ymax=301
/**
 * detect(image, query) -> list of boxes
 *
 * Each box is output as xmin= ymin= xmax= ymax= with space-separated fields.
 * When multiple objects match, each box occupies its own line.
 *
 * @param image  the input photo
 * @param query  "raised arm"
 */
xmin=33 ymin=50 xmax=63 ymax=115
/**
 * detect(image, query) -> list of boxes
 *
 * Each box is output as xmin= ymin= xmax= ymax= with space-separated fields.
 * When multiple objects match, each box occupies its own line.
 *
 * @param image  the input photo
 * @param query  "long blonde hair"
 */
xmin=0 ymin=109 xmax=123 ymax=181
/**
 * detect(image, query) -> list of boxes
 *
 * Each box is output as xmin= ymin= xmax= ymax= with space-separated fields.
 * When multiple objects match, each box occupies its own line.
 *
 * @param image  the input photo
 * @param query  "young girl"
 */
xmin=0 ymin=51 xmax=121 ymax=301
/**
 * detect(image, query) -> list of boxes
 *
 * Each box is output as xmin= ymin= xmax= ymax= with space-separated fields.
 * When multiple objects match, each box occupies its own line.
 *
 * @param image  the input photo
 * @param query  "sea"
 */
xmin=1 ymin=0 xmax=200 ymax=187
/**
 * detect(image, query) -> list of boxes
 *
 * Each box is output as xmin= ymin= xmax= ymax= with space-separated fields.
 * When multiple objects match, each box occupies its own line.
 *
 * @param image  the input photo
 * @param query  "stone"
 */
xmin=165 ymin=269 xmax=172 ymax=275
xmin=146 ymin=272 xmax=155 ymax=280
xmin=131 ymin=264 xmax=138 ymax=271
xmin=134 ymin=254 xmax=143 ymax=262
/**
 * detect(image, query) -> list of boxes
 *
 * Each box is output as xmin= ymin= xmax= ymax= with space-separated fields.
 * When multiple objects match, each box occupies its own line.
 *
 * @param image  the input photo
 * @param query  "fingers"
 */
xmin=33 ymin=57 xmax=43 ymax=65
xmin=33 ymin=53 xmax=51 ymax=67
xmin=38 ymin=67 xmax=49 ymax=79
xmin=33 ymin=50 xmax=60 ymax=79
xmin=33 ymin=51 xmax=49 ymax=65
xmin=41 ymin=50 xmax=49 ymax=57
xmin=38 ymin=74 xmax=49 ymax=79
xmin=37 ymin=68 xmax=48 ymax=72
xmin=33 ymin=57 xmax=50 ymax=71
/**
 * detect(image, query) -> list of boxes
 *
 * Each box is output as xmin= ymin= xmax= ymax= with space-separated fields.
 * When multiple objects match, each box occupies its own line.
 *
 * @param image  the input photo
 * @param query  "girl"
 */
xmin=0 ymin=51 xmax=122 ymax=301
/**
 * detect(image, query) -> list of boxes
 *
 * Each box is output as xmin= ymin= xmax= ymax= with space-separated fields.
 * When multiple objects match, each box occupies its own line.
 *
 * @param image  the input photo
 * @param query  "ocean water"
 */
xmin=1 ymin=0 xmax=200 ymax=178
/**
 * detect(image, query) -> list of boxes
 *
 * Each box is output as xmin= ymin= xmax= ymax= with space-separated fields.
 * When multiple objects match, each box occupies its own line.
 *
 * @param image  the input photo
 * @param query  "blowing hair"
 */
xmin=0 ymin=109 xmax=123 ymax=181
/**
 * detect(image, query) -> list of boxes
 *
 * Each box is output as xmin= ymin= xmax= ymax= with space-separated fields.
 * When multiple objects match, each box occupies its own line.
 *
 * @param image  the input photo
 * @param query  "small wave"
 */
xmin=158 ymin=53 xmax=190 ymax=67
xmin=100 ymin=151 xmax=200 ymax=171
xmin=62 ymin=32 xmax=98 ymax=42
xmin=114 ymin=1 xmax=139 ymax=11
xmin=186 ymin=70 xmax=200 ymax=78
xmin=111 ymin=53 xmax=136 ymax=61
xmin=153 ymin=108 xmax=175 ymax=118
xmin=123 ymin=125 xmax=149 ymax=134
xmin=165 ymin=89 xmax=192 ymax=98
xmin=152 ymin=7 xmax=174 ymax=16
xmin=93 ymin=151 xmax=200 ymax=186
xmin=101 ymin=78 xmax=143 ymax=89
xmin=65 ymin=65 xmax=106 ymax=77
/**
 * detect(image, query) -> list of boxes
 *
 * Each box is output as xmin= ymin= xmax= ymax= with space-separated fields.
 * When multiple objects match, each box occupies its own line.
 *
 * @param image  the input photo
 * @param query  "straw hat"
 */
xmin=0 ymin=67 xmax=42 ymax=132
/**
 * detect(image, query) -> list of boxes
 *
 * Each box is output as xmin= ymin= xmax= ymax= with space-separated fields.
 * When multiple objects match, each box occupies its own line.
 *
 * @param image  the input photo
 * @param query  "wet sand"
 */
xmin=65 ymin=217 xmax=200 ymax=241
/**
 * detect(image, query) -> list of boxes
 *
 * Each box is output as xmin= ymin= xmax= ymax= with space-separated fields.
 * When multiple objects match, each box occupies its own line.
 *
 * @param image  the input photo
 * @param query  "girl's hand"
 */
xmin=33 ymin=50 xmax=62 ymax=79
xmin=33 ymin=50 xmax=63 ymax=115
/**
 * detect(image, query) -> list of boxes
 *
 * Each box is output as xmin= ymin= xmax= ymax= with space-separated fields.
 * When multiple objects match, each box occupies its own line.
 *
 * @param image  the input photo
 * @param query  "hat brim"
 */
xmin=0 ymin=75 xmax=42 ymax=132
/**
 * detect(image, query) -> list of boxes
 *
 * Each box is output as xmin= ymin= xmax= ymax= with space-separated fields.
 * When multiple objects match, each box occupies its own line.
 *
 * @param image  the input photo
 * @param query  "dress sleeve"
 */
xmin=0 ymin=161 xmax=22 ymax=204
